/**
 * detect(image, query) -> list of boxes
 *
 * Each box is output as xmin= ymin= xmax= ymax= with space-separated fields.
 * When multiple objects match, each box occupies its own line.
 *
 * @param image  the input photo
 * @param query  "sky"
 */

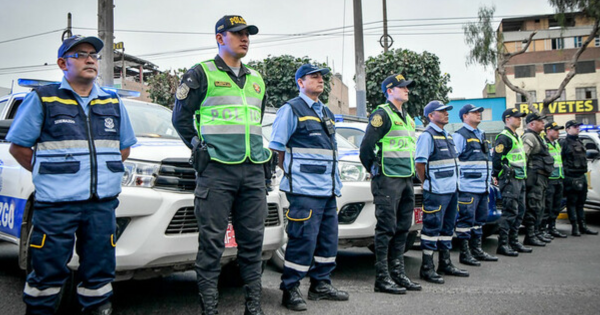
xmin=0 ymin=0 xmax=557 ymax=106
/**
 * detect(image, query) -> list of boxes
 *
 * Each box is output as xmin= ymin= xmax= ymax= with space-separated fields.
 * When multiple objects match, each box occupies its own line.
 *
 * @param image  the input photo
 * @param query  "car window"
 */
xmin=580 ymin=136 xmax=599 ymax=151
xmin=123 ymin=101 xmax=179 ymax=139
xmin=0 ymin=99 xmax=7 ymax=118
xmin=337 ymin=128 xmax=365 ymax=148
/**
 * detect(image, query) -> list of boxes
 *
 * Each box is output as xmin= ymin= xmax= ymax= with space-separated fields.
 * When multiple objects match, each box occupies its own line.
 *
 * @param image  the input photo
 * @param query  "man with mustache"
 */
xmin=172 ymin=15 xmax=271 ymax=315
xmin=7 ymin=35 xmax=137 ymax=315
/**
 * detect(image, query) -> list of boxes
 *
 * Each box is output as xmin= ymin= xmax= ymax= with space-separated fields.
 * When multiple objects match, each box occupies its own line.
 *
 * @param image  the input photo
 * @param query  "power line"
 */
xmin=0 ymin=29 xmax=63 ymax=45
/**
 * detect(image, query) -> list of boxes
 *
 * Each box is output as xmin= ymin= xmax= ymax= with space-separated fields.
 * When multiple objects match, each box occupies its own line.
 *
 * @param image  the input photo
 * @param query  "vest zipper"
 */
xmin=85 ymin=112 xmax=98 ymax=198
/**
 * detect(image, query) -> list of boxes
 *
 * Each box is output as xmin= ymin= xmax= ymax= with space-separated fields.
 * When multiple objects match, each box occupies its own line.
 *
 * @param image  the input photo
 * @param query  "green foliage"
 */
xmin=147 ymin=68 xmax=187 ymax=108
xmin=463 ymin=6 xmax=499 ymax=69
xmin=364 ymin=48 xmax=452 ymax=120
xmin=247 ymin=55 xmax=331 ymax=108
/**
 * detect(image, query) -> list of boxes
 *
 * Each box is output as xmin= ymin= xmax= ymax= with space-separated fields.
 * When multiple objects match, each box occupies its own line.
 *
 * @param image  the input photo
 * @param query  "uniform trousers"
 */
xmin=523 ymin=171 xmax=548 ymax=228
xmin=420 ymin=191 xmax=458 ymax=251
xmin=456 ymin=192 xmax=489 ymax=239
xmin=544 ymin=179 xmax=564 ymax=223
xmin=498 ymin=177 xmax=526 ymax=237
xmin=564 ymin=175 xmax=588 ymax=223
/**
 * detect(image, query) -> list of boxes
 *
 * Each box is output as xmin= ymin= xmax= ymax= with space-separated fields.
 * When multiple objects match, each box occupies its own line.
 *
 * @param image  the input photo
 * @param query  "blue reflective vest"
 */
xmin=279 ymin=97 xmax=341 ymax=197
xmin=455 ymin=126 xmax=490 ymax=193
xmin=423 ymin=126 xmax=459 ymax=194
xmin=32 ymin=84 xmax=124 ymax=202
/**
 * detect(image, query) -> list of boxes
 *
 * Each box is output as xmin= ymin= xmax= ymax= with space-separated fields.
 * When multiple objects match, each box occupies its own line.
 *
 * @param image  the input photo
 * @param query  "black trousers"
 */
xmin=564 ymin=175 xmax=588 ymax=223
xmin=371 ymin=175 xmax=414 ymax=263
xmin=193 ymin=162 xmax=267 ymax=290
xmin=544 ymin=179 xmax=564 ymax=222
xmin=523 ymin=171 xmax=548 ymax=228
xmin=498 ymin=177 xmax=526 ymax=237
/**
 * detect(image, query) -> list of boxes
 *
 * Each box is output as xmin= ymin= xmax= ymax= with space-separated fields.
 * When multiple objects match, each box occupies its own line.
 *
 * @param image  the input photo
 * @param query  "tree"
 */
xmin=463 ymin=2 xmax=600 ymax=114
xmin=364 ymin=48 xmax=452 ymax=121
xmin=247 ymin=55 xmax=331 ymax=108
xmin=147 ymin=68 xmax=187 ymax=108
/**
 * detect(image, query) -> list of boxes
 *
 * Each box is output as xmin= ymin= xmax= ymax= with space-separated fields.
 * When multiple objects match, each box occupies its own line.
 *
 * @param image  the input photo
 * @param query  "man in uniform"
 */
xmin=543 ymin=122 xmax=568 ymax=238
xmin=521 ymin=113 xmax=554 ymax=246
xmin=560 ymin=120 xmax=598 ymax=236
xmin=7 ymin=35 xmax=137 ymax=315
xmin=270 ymin=64 xmax=349 ymax=311
xmin=359 ymin=74 xmax=422 ymax=294
xmin=492 ymin=109 xmax=531 ymax=257
xmin=171 ymin=15 xmax=271 ymax=315
xmin=452 ymin=104 xmax=498 ymax=266
xmin=415 ymin=101 xmax=469 ymax=284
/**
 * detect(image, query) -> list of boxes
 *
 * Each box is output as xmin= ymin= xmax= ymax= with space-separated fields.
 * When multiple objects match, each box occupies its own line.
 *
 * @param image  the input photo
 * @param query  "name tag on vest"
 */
xmin=215 ymin=81 xmax=232 ymax=87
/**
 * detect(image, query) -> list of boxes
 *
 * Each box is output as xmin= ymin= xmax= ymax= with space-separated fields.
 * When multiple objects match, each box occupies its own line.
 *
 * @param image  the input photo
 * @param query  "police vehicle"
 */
xmin=0 ymin=80 xmax=285 ymax=283
xmin=261 ymin=113 xmax=423 ymax=270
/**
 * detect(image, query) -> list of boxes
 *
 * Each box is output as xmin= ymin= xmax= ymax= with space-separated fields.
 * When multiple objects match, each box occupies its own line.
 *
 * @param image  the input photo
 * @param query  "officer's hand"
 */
xmin=492 ymin=177 xmax=498 ymax=186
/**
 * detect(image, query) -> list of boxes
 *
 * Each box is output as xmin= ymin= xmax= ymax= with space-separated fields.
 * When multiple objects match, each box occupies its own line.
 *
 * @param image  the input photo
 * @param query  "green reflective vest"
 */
xmin=194 ymin=60 xmax=271 ymax=164
xmin=547 ymin=140 xmax=564 ymax=179
xmin=377 ymin=104 xmax=416 ymax=177
xmin=497 ymin=129 xmax=527 ymax=179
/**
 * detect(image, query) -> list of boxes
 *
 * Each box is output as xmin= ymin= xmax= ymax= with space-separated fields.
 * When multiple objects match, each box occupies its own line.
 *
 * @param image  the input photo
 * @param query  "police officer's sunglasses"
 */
xmin=62 ymin=52 xmax=102 ymax=61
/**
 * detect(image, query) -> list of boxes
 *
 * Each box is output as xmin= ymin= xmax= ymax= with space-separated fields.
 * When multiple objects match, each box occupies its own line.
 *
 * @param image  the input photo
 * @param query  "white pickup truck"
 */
xmin=0 ymin=81 xmax=285 ymax=286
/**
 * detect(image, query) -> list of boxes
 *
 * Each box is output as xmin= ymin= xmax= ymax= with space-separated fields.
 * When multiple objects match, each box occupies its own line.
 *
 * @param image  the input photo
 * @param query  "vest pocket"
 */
xmin=434 ymin=170 xmax=454 ymax=178
xmin=300 ymin=164 xmax=327 ymax=174
xmin=463 ymin=172 xmax=482 ymax=179
xmin=39 ymin=161 xmax=80 ymax=174
xmin=106 ymin=160 xmax=124 ymax=172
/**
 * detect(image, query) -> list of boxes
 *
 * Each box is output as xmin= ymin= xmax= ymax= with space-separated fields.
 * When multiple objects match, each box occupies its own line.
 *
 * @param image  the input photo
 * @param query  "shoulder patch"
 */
xmin=371 ymin=114 xmax=383 ymax=127
xmin=176 ymin=83 xmax=190 ymax=100
xmin=495 ymin=143 xmax=504 ymax=154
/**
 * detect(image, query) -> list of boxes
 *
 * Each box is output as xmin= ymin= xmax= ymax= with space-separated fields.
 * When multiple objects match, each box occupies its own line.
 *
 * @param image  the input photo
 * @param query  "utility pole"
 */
xmin=353 ymin=0 xmax=367 ymax=118
xmin=61 ymin=13 xmax=73 ymax=41
xmin=382 ymin=0 xmax=388 ymax=53
xmin=98 ymin=0 xmax=114 ymax=87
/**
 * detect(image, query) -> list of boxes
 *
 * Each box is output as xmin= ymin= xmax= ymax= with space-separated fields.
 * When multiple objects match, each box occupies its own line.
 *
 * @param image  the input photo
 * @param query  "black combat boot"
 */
xmin=548 ymin=221 xmax=567 ymax=238
xmin=523 ymin=226 xmax=546 ymax=247
xmin=82 ymin=302 xmax=113 ymax=315
xmin=419 ymin=252 xmax=444 ymax=284
xmin=509 ymin=231 xmax=533 ymax=253
xmin=199 ymin=288 xmax=219 ymax=315
xmin=497 ymin=233 xmax=518 ymax=256
xmin=535 ymin=226 xmax=552 ymax=243
xmin=374 ymin=261 xmax=406 ymax=294
xmin=469 ymin=236 xmax=498 ymax=261
xmin=571 ymin=222 xmax=581 ymax=236
xmin=458 ymin=239 xmax=480 ymax=266
xmin=390 ymin=259 xmax=421 ymax=291
xmin=437 ymin=249 xmax=469 ymax=277
xmin=308 ymin=280 xmax=349 ymax=301
xmin=243 ymin=281 xmax=265 ymax=315
xmin=579 ymin=220 xmax=599 ymax=235
xmin=282 ymin=284 xmax=307 ymax=311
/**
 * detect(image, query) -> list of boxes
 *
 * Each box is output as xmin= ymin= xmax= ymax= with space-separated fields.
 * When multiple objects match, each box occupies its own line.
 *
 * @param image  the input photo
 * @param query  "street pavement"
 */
xmin=1 ymin=212 xmax=600 ymax=315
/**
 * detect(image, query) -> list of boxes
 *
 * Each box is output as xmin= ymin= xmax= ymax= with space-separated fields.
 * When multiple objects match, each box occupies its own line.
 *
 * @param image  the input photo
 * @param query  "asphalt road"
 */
xmin=1 ymin=212 xmax=600 ymax=315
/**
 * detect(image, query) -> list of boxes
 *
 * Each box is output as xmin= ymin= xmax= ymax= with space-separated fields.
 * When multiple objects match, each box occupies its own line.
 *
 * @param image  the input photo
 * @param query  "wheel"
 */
xmin=18 ymin=197 xmax=34 ymax=271
xmin=269 ymin=243 xmax=286 ymax=272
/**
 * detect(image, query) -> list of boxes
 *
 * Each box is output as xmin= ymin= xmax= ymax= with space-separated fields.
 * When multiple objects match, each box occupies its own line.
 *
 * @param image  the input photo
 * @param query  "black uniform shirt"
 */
xmin=560 ymin=134 xmax=588 ymax=176
xmin=492 ymin=126 xmax=519 ymax=177
xmin=171 ymin=54 xmax=267 ymax=149
xmin=359 ymin=102 xmax=407 ymax=172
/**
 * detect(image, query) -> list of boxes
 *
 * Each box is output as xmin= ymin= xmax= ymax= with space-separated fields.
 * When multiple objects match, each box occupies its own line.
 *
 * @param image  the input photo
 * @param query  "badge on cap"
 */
xmin=371 ymin=114 xmax=383 ymax=127
xmin=176 ymin=83 xmax=190 ymax=100
xmin=495 ymin=143 xmax=504 ymax=154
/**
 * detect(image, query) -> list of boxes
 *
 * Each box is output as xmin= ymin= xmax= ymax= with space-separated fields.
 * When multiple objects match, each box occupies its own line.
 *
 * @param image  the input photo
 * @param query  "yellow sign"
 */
xmin=516 ymin=100 xmax=598 ymax=115
xmin=113 ymin=42 xmax=124 ymax=50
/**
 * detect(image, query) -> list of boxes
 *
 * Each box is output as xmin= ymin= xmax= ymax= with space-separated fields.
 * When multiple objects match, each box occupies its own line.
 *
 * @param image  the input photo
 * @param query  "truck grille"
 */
xmin=165 ymin=203 xmax=281 ymax=235
xmin=154 ymin=158 xmax=196 ymax=191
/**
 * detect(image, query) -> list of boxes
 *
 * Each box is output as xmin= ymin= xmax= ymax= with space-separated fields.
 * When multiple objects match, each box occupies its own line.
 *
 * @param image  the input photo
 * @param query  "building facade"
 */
xmin=328 ymin=73 xmax=350 ymax=115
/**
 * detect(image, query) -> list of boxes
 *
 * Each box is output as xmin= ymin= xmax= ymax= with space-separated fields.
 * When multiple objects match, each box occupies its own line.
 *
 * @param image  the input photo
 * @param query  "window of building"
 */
xmin=574 ymin=36 xmax=583 ymax=48
xmin=596 ymin=35 xmax=600 ymax=47
xmin=576 ymin=87 xmax=597 ymax=100
xmin=575 ymin=114 xmax=597 ymax=126
xmin=576 ymin=60 xmax=596 ymax=74
xmin=545 ymin=115 xmax=555 ymax=123
xmin=543 ymin=63 xmax=565 ymax=74
xmin=551 ymin=38 xmax=564 ymax=49
xmin=545 ymin=89 xmax=566 ymax=101
xmin=517 ymin=91 xmax=537 ymax=103
xmin=515 ymin=65 xmax=535 ymax=78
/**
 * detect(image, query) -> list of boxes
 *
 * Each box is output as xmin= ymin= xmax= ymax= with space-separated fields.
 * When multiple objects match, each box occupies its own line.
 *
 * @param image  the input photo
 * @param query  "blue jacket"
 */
xmin=454 ymin=126 xmax=490 ymax=193
xmin=423 ymin=126 xmax=459 ymax=194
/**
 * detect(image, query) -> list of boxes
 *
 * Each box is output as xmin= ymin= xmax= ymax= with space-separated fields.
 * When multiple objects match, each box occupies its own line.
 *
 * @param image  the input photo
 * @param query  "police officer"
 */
xmin=171 ymin=15 xmax=271 ymax=315
xmin=270 ymin=64 xmax=349 ymax=311
xmin=560 ymin=120 xmax=598 ymax=236
xmin=492 ymin=109 xmax=531 ymax=256
xmin=521 ymin=113 xmax=554 ymax=246
xmin=7 ymin=35 xmax=137 ymax=315
xmin=359 ymin=74 xmax=421 ymax=294
xmin=416 ymin=101 xmax=469 ymax=284
xmin=452 ymin=104 xmax=498 ymax=266
xmin=543 ymin=122 xmax=568 ymax=238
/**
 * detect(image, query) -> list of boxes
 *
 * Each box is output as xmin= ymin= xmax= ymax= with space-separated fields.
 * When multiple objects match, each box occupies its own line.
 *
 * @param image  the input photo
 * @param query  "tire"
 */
xmin=270 ymin=243 xmax=287 ymax=272
xmin=18 ymin=197 xmax=34 ymax=271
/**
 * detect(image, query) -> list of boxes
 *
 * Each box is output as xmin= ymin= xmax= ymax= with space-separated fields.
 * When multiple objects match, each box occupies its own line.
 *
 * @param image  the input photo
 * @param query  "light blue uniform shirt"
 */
xmin=415 ymin=123 xmax=451 ymax=164
xmin=453 ymin=123 xmax=491 ymax=192
xmin=6 ymin=77 xmax=137 ymax=150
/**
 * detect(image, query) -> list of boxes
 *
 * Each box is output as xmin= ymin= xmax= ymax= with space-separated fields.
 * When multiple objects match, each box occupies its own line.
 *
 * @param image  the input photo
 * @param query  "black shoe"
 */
xmin=523 ymin=227 xmax=546 ymax=247
xmin=470 ymin=237 xmax=499 ymax=261
xmin=199 ymin=289 xmax=219 ymax=315
xmin=282 ymin=285 xmax=307 ymax=311
xmin=419 ymin=253 xmax=444 ymax=284
xmin=374 ymin=275 xmax=406 ymax=294
xmin=579 ymin=221 xmax=599 ymax=235
xmin=437 ymin=250 xmax=469 ymax=277
xmin=536 ymin=231 xmax=552 ymax=243
xmin=509 ymin=232 xmax=533 ymax=253
xmin=308 ymin=281 xmax=349 ymax=301
xmin=548 ymin=222 xmax=567 ymax=238
xmin=458 ymin=239 xmax=481 ymax=266
xmin=82 ymin=302 xmax=113 ymax=315
xmin=244 ymin=281 xmax=265 ymax=315
xmin=389 ymin=259 xmax=422 ymax=291
xmin=572 ymin=223 xmax=582 ymax=236
xmin=497 ymin=234 xmax=518 ymax=256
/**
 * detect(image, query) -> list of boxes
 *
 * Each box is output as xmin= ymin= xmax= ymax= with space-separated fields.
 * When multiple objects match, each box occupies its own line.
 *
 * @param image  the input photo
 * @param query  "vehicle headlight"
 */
xmin=122 ymin=160 xmax=160 ymax=188
xmin=338 ymin=161 xmax=370 ymax=182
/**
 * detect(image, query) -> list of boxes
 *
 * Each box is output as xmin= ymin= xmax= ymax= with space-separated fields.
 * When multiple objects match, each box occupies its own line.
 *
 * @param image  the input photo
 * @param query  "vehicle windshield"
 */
xmin=123 ymin=100 xmax=180 ymax=139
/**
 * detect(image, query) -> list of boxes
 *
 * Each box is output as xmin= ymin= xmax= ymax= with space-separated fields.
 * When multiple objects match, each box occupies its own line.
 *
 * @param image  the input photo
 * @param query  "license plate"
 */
xmin=414 ymin=207 xmax=423 ymax=224
xmin=224 ymin=223 xmax=237 ymax=248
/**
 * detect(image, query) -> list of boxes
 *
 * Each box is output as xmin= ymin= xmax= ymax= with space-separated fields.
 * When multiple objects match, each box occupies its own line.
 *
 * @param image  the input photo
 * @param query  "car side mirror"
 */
xmin=586 ymin=149 xmax=600 ymax=160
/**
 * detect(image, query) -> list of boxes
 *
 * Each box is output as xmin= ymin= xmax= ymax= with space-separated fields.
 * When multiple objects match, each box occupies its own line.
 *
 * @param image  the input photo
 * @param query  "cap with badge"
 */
xmin=565 ymin=120 xmax=583 ymax=129
xmin=215 ymin=15 xmax=258 ymax=35
xmin=525 ymin=112 xmax=547 ymax=124
xmin=58 ymin=35 xmax=104 ymax=58
xmin=501 ymin=108 xmax=526 ymax=122
xmin=295 ymin=64 xmax=330 ymax=82
xmin=458 ymin=104 xmax=484 ymax=121
xmin=423 ymin=100 xmax=453 ymax=117
xmin=544 ymin=121 xmax=564 ymax=131
xmin=381 ymin=74 xmax=415 ymax=95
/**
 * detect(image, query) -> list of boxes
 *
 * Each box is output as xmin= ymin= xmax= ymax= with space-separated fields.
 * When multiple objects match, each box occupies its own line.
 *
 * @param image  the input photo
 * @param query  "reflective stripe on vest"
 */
xmin=377 ymin=104 xmax=416 ymax=177
xmin=194 ymin=60 xmax=271 ymax=164
xmin=423 ymin=127 xmax=459 ymax=194
xmin=547 ymin=140 xmax=564 ymax=179
xmin=496 ymin=130 xmax=527 ymax=179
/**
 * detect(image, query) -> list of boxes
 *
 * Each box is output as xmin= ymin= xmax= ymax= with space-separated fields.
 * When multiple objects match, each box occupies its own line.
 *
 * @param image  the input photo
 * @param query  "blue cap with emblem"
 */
xmin=381 ymin=74 xmax=415 ymax=96
xmin=423 ymin=100 xmax=452 ymax=117
xmin=458 ymin=104 xmax=484 ymax=121
xmin=295 ymin=64 xmax=330 ymax=83
xmin=58 ymin=35 xmax=104 ymax=58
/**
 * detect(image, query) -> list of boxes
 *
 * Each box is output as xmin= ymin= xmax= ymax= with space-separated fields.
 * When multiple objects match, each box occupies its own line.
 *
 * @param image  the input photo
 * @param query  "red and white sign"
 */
xmin=224 ymin=224 xmax=237 ymax=248
xmin=414 ymin=207 xmax=423 ymax=224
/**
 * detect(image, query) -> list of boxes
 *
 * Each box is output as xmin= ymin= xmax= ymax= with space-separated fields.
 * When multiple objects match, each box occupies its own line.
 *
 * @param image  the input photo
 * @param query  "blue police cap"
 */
xmin=58 ymin=35 xmax=104 ymax=58
xmin=381 ymin=74 xmax=415 ymax=95
xmin=295 ymin=64 xmax=330 ymax=83
xmin=458 ymin=104 xmax=484 ymax=121
xmin=424 ymin=100 xmax=453 ymax=117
